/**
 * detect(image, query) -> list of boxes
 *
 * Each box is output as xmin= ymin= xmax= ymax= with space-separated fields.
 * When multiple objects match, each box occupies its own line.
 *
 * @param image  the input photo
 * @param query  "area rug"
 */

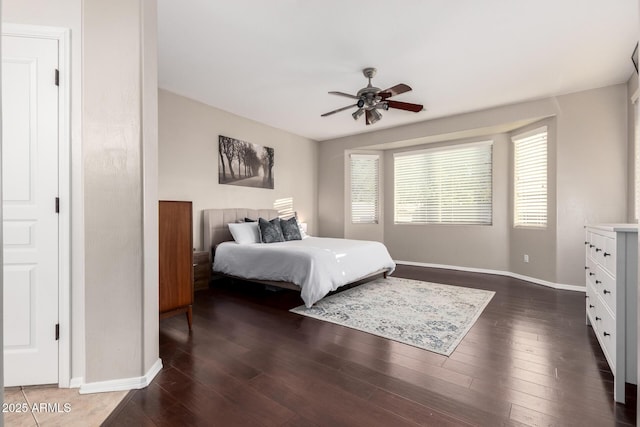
xmin=290 ymin=276 xmax=495 ymax=356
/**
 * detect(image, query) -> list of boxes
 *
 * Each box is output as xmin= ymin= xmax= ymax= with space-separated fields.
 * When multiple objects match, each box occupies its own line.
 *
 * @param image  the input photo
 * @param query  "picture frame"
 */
xmin=218 ymin=135 xmax=274 ymax=189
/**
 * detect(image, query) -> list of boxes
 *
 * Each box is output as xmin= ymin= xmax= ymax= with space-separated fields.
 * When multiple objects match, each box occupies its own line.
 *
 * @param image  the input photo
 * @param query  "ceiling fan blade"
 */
xmin=329 ymin=91 xmax=359 ymax=100
xmin=321 ymin=103 xmax=357 ymax=117
xmin=387 ymin=100 xmax=424 ymax=113
xmin=378 ymin=84 xmax=412 ymax=99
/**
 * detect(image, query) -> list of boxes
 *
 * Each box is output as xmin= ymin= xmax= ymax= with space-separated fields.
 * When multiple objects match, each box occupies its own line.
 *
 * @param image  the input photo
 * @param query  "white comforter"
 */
xmin=213 ymin=237 xmax=396 ymax=307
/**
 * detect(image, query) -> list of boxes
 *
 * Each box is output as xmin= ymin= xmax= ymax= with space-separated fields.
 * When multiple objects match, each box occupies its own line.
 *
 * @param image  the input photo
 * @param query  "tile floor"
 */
xmin=3 ymin=386 xmax=126 ymax=426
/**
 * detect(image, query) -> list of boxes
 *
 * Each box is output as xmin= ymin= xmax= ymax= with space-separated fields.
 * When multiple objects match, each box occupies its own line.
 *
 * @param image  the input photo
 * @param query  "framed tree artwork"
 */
xmin=218 ymin=135 xmax=274 ymax=189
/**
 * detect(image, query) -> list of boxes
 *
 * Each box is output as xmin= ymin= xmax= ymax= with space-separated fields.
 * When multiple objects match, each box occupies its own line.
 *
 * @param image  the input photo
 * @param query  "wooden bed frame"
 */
xmin=203 ymin=208 xmax=388 ymax=291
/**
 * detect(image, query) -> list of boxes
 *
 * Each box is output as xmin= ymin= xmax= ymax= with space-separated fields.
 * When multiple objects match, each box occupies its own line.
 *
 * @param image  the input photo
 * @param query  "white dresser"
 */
xmin=584 ymin=224 xmax=638 ymax=403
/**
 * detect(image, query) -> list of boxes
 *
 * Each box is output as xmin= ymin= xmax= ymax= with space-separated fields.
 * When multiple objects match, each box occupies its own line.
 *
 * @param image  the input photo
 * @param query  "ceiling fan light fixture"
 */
xmin=369 ymin=109 xmax=382 ymax=124
xmin=352 ymin=108 xmax=365 ymax=120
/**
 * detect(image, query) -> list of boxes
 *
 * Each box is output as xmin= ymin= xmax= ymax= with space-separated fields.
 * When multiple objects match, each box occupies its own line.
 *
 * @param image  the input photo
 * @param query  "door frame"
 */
xmin=2 ymin=24 xmax=71 ymax=387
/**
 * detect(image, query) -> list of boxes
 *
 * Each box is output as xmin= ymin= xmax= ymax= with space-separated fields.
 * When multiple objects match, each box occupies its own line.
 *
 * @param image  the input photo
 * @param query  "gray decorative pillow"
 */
xmin=258 ymin=217 xmax=284 ymax=243
xmin=280 ymin=216 xmax=302 ymax=241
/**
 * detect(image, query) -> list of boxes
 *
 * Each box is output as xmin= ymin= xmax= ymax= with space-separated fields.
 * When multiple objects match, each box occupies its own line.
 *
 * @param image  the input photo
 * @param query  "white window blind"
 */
xmin=513 ymin=127 xmax=548 ymax=228
xmin=394 ymin=142 xmax=493 ymax=225
xmin=350 ymin=154 xmax=380 ymax=224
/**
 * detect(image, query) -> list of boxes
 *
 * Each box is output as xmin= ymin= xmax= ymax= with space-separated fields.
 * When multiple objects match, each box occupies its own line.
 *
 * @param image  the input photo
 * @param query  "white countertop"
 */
xmin=585 ymin=223 xmax=639 ymax=232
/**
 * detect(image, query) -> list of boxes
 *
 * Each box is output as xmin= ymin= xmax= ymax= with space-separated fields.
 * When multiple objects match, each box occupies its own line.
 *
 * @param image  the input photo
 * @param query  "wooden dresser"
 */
xmin=159 ymin=200 xmax=194 ymax=330
xmin=584 ymin=224 xmax=638 ymax=403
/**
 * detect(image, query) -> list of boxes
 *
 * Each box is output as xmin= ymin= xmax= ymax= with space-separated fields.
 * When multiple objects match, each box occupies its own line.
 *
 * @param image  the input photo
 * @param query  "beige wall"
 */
xmin=319 ymin=84 xmax=631 ymax=287
xmin=83 ymin=0 xmax=144 ymax=383
xmin=158 ymin=89 xmax=319 ymax=251
xmin=141 ymin=0 xmax=159 ymax=378
xmin=83 ymin=0 xmax=158 ymax=383
xmin=555 ymin=85 xmax=629 ymax=285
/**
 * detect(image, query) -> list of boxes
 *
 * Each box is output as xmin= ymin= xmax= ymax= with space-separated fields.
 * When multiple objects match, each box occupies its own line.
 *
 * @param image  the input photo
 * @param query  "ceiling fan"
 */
xmin=321 ymin=67 xmax=424 ymax=125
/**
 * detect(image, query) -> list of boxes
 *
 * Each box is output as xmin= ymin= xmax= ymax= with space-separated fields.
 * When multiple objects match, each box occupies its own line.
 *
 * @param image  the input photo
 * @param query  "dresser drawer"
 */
xmin=588 ymin=295 xmax=615 ymax=368
xmin=602 ymin=235 xmax=617 ymax=276
xmin=194 ymin=265 xmax=210 ymax=281
xmin=596 ymin=265 xmax=616 ymax=315
xmin=585 ymin=256 xmax=597 ymax=285
xmin=587 ymin=287 xmax=603 ymax=333
xmin=586 ymin=281 xmax=598 ymax=323
xmin=584 ymin=230 xmax=592 ymax=259
xmin=590 ymin=231 xmax=616 ymax=276
xmin=193 ymin=251 xmax=211 ymax=291
xmin=598 ymin=306 xmax=617 ymax=374
xmin=589 ymin=232 xmax=602 ymax=261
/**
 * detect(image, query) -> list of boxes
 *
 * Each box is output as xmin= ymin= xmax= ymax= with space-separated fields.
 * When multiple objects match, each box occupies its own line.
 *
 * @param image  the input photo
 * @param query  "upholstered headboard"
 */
xmin=203 ymin=208 xmax=280 ymax=257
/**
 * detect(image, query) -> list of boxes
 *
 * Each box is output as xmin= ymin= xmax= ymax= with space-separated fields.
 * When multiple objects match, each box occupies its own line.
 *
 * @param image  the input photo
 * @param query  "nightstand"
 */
xmin=193 ymin=250 xmax=211 ymax=291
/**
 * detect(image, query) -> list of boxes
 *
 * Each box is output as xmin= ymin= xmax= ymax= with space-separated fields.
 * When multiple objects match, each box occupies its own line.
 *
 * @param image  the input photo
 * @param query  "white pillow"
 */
xmin=228 ymin=222 xmax=260 ymax=244
xmin=297 ymin=219 xmax=308 ymax=238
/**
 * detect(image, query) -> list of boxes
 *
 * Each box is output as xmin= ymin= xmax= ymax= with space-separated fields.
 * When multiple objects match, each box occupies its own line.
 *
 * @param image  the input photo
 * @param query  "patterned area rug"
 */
xmin=290 ymin=276 xmax=495 ymax=356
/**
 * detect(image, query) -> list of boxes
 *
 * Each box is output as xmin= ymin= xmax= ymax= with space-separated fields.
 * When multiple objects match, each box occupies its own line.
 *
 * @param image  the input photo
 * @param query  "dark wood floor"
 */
xmin=104 ymin=266 xmax=637 ymax=426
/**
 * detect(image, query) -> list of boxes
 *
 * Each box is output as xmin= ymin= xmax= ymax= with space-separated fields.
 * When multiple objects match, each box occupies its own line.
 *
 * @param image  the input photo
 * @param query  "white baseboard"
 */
xmin=394 ymin=260 xmax=586 ymax=293
xmin=69 ymin=377 xmax=83 ymax=388
xmin=78 ymin=358 xmax=163 ymax=394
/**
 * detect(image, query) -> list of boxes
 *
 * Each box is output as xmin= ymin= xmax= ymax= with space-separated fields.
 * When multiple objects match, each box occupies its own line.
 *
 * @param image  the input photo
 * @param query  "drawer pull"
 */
xmin=603 ymin=332 xmax=611 ymax=337
xmin=584 ymin=241 xmax=589 ymax=245
xmin=595 ymin=280 xmax=601 ymax=284
xmin=589 ymin=304 xmax=595 ymax=308
xmin=595 ymin=248 xmax=602 ymax=252
xmin=595 ymin=316 xmax=601 ymax=321
xmin=589 ymin=244 xmax=595 ymax=248
xmin=589 ymin=272 xmax=595 ymax=276
xmin=603 ymin=252 xmax=610 ymax=257
xmin=585 ymin=266 xmax=589 ymax=270
xmin=603 ymin=290 xmax=610 ymax=295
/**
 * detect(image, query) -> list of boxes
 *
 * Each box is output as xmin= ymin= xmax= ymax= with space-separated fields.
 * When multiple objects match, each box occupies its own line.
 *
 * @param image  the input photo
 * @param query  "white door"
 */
xmin=3 ymin=35 xmax=60 ymax=386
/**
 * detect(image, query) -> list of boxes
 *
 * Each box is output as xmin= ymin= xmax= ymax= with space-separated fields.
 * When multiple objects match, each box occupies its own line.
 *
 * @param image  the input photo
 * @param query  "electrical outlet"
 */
xmin=524 ymin=254 xmax=529 ymax=263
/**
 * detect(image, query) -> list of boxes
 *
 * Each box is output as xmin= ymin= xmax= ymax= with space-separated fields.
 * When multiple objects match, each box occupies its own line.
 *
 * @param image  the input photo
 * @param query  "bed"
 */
xmin=203 ymin=208 xmax=396 ymax=307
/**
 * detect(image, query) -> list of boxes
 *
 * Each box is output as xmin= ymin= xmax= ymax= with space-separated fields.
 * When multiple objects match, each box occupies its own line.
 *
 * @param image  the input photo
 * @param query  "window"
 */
xmin=513 ymin=127 xmax=548 ymax=227
xmin=350 ymin=154 xmax=380 ymax=224
xmin=394 ymin=142 xmax=492 ymax=225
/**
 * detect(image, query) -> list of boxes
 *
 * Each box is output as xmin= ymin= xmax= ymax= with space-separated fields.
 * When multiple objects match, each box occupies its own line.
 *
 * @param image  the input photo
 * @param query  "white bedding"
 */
xmin=213 ymin=237 xmax=396 ymax=307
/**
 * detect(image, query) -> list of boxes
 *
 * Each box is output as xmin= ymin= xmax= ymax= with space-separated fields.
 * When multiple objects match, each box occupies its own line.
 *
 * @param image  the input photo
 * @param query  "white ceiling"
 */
xmin=157 ymin=1 xmax=638 ymax=142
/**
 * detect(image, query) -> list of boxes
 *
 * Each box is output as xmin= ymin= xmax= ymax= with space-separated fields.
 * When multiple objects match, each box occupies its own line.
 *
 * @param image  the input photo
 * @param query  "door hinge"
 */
xmin=55 ymin=197 xmax=60 ymax=213
xmin=55 ymin=324 xmax=59 ymax=341
xmin=55 ymin=69 xmax=59 ymax=86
